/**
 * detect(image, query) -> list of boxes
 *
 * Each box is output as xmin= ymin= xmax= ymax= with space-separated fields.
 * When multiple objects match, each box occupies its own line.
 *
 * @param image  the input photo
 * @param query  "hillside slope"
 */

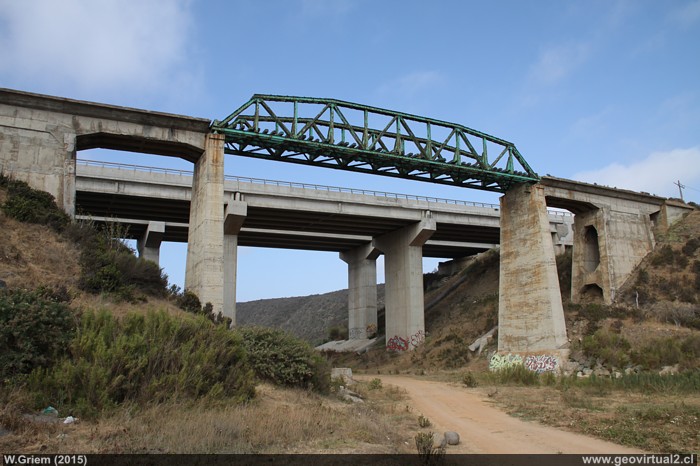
xmin=0 ymin=191 xmax=81 ymax=291
xmin=238 ymin=285 xmax=385 ymax=343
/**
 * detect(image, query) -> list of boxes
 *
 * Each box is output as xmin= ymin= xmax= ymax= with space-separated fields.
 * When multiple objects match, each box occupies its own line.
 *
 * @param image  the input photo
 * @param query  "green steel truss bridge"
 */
xmin=212 ymin=95 xmax=538 ymax=193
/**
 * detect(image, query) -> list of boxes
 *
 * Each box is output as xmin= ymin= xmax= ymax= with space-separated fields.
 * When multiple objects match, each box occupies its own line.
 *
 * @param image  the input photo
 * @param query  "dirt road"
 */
xmin=370 ymin=375 xmax=642 ymax=454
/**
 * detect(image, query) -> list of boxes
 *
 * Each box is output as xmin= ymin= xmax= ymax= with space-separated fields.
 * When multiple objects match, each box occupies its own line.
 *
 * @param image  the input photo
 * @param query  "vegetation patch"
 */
xmin=25 ymin=310 xmax=255 ymax=418
xmin=0 ymin=178 xmax=69 ymax=232
xmin=237 ymin=326 xmax=331 ymax=393
xmin=0 ymin=287 xmax=77 ymax=381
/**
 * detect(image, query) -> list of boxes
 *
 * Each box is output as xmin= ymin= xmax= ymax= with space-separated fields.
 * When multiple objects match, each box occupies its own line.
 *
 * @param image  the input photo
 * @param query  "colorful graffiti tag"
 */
xmin=524 ymin=355 xmax=558 ymax=373
xmin=410 ymin=330 xmax=425 ymax=348
xmin=488 ymin=353 xmax=523 ymax=371
xmin=387 ymin=335 xmax=409 ymax=351
xmin=489 ymin=353 xmax=559 ymax=372
xmin=387 ymin=330 xmax=426 ymax=351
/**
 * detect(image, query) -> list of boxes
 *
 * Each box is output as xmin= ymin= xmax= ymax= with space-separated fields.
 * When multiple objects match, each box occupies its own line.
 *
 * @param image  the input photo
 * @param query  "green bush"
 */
xmin=77 ymin=229 xmax=168 ymax=299
xmin=682 ymin=238 xmax=699 ymax=257
xmin=175 ymin=290 xmax=232 ymax=328
xmin=1 ymin=179 xmax=69 ymax=232
xmin=27 ymin=310 xmax=255 ymax=418
xmin=0 ymin=288 xmax=77 ymax=380
xmin=632 ymin=338 xmax=683 ymax=369
xmin=236 ymin=326 xmax=330 ymax=393
xmin=582 ymin=329 xmax=631 ymax=368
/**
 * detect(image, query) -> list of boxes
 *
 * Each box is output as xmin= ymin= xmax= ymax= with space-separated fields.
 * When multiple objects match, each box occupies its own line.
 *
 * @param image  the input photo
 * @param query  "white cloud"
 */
xmin=0 ymin=0 xmax=194 ymax=95
xmin=528 ymin=42 xmax=590 ymax=86
xmin=572 ymin=147 xmax=700 ymax=198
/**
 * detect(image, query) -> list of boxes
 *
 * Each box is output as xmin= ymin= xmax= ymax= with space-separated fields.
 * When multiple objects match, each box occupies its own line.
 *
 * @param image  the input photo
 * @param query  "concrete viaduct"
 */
xmin=0 ymin=88 xmax=691 ymax=359
xmin=73 ymin=159 xmax=574 ymax=341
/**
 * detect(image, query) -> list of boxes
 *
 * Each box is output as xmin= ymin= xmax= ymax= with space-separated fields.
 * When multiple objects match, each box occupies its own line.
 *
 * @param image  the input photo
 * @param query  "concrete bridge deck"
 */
xmin=74 ymin=160 xmax=574 ymax=258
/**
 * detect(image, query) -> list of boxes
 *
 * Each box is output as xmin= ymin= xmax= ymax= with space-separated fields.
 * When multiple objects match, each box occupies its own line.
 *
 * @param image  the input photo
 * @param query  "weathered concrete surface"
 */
xmin=223 ymin=197 xmax=247 ymax=325
xmin=340 ymin=243 xmax=380 ymax=339
xmin=374 ymin=217 xmax=436 ymax=350
xmin=137 ymin=221 xmax=165 ymax=265
xmin=0 ymin=88 xmax=209 ymax=215
xmin=498 ymin=183 xmax=568 ymax=353
xmin=541 ymin=177 xmax=687 ymax=304
xmin=571 ymin=208 xmax=654 ymax=303
xmin=184 ymin=134 xmax=225 ymax=314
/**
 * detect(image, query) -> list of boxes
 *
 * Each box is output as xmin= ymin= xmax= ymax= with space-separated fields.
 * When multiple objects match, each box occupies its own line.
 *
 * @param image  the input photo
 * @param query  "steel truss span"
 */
xmin=213 ymin=95 xmax=538 ymax=193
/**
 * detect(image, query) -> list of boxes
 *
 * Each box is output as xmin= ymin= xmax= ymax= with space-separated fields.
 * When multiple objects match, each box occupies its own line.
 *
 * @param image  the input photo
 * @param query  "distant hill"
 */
xmin=237 ymin=286 xmax=385 ymax=344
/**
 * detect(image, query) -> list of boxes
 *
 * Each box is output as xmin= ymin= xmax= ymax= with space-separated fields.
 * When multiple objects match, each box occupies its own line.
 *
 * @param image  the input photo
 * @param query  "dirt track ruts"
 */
xmin=365 ymin=375 xmax=643 ymax=454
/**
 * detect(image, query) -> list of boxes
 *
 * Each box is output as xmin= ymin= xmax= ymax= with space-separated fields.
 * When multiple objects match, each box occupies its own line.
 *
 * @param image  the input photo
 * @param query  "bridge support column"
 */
xmin=224 ymin=196 xmax=247 ymax=326
xmin=137 ymin=221 xmax=165 ymax=265
xmin=340 ymin=243 xmax=380 ymax=340
xmin=185 ymin=133 xmax=225 ymax=315
xmin=498 ymin=183 xmax=568 ymax=354
xmin=571 ymin=207 xmax=654 ymax=304
xmin=374 ymin=217 xmax=435 ymax=351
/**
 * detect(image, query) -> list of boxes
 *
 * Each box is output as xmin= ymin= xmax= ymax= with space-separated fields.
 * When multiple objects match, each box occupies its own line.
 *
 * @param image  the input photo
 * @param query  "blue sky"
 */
xmin=1 ymin=0 xmax=699 ymax=301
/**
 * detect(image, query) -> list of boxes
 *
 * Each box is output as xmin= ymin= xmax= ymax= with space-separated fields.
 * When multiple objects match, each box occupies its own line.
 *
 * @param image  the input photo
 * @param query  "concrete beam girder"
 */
xmin=374 ymin=217 xmax=436 ymax=351
xmin=137 ymin=221 xmax=165 ymax=265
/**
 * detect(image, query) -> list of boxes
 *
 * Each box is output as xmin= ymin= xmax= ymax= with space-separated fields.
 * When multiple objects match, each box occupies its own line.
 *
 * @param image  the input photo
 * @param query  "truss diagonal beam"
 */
xmin=213 ymin=95 xmax=539 ymax=192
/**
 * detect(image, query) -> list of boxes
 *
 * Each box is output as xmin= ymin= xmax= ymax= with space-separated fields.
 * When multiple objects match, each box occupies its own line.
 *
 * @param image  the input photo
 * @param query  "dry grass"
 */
xmin=485 ymin=385 xmax=700 ymax=454
xmin=0 ymin=382 xmax=417 ymax=454
xmin=0 ymin=211 xmax=81 ymax=290
xmin=69 ymin=293 xmax=188 ymax=320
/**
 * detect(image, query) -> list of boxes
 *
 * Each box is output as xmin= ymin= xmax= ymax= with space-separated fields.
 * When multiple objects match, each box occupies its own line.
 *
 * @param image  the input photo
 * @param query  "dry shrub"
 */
xmin=647 ymin=302 xmax=700 ymax=329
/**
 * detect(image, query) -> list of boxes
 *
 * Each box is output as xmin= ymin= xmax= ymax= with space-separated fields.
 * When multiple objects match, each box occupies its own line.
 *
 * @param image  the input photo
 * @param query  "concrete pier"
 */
xmin=184 ymin=133 xmax=225 ymax=314
xmin=223 ymin=196 xmax=247 ymax=324
xmin=498 ymin=183 xmax=568 ymax=353
xmin=374 ymin=217 xmax=436 ymax=351
xmin=137 ymin=221 xmax=165 ymax=265
xmin=340 ymin=243 xmax=380 ymax=339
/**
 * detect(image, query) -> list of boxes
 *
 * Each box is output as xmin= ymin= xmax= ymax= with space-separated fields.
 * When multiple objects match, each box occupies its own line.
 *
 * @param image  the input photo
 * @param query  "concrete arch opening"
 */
xmin=583 ymin=225 xmax=600 ymax=273
xmin=580 ymin=283 xmax=604 ymax=303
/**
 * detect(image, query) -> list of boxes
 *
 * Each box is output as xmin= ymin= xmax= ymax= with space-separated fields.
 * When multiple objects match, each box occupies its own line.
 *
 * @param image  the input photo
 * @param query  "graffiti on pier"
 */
xmin=489 ymin=353 xmax=559 ymax=372
xmin=488 ymin=353 xmax=523 ymax=371
xmin=410 ymin=330 xmax=425 ymax=348
xmin=348 ymin=327 xmax=365 ymax=339
xmin=387 ymin=330 xmax=425 ymax=351
xmin=387 ymin=335 xmax=409 ymax=352
xmin=524 ymin=355 xmax=558 ymax=373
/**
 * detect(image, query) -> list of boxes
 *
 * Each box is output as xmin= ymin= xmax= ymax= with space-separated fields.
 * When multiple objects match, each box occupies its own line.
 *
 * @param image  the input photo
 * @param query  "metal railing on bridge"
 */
xmin=76 ymin=159 xmax=572 ymax=217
